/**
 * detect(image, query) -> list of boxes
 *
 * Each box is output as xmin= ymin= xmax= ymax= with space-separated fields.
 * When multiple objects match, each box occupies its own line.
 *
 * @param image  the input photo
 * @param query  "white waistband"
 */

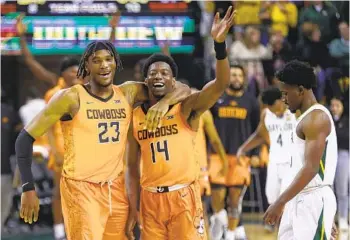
xmin=144 ymin=183 xmax=191 ymax=193
xmin=300 ymin=184 xmax=331 ymax=194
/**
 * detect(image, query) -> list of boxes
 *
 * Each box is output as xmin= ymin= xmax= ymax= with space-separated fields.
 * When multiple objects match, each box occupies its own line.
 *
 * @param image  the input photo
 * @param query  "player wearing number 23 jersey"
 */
xmin=15 ymin=41 xmax=190 ymax=240
xmin=126 ymin=9 xmax=235 ymax=239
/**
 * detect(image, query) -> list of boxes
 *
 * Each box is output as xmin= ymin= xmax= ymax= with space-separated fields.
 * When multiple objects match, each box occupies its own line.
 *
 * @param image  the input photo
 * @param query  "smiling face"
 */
xmin=145 ymin=61 xmax=175 ymax=98
xmin=229 ymin=67 xmax=245 ymax=91
xmin=86 ymin=49 xmax=116 ymax=87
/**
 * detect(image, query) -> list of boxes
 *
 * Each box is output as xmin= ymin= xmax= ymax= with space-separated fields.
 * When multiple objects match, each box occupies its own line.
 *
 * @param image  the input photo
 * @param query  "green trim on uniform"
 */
xmin=313 ymin=207 xmax=327 ymax=240
xmin=318 ymin=141 xmax=328 ymax=180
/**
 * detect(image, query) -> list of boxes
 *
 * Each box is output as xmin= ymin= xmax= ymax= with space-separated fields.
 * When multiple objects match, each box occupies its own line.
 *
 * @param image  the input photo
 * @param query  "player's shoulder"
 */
xmin=49 ymin=86 xmax=80 ymax=105
xmin=301 ymin=108 xmax=331 ymax=135
xmin=261 ymin=107 xmax=268 ymax=118
xmin=118 ymin=81 xmax=144 ymax=93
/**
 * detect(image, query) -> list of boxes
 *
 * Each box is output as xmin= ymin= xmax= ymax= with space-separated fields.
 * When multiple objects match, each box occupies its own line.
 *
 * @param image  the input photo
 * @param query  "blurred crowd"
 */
xmin=199 ymin=1 xmax=349 ymax=109
xmin=1 ymin=0 xmax=349 ymax=238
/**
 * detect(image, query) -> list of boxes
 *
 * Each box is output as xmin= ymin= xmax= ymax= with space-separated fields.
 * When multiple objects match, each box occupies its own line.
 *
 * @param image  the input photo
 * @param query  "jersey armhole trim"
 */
xmin=179 ymin=104 xmax=197 ymax=135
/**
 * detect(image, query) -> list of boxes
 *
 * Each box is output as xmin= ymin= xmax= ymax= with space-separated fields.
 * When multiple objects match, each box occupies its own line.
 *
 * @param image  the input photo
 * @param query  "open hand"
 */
xmin=211 ymin=6 xmax=236 ymax=43
xmin=145 ymin=101 xmax=169 ymax=132
xmin=109 ymin=11 xmax=121 ymax=28
xmin=16 ymin=14 xmax=27 ymax=36
xmin=20 ymin=190 xmax=40 ymax=224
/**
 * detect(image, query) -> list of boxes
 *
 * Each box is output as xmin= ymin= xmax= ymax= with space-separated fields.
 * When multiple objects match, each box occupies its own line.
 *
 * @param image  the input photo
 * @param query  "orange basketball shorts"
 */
xmin=199 ymin=168 xmax=211 ymax=196
xmin=209 ymin=154 xmax=251 ymax=186
xmin=60 ymin=173 xmax=129 ymax=240
xmin=140 ymin=182 xmax=207 ymax=240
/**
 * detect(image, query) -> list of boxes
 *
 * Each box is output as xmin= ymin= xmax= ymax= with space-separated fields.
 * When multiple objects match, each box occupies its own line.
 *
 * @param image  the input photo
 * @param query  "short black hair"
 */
xmin=143 ymin=53 xmax=178 ymax=78
xmin=60 ymin=57 xmax=79 ymax=74
xmin=77 ymin=41 xmax=123 ymax=79
xmin=261 ymin=86 xmax=282 ymax=106
xmin=230 ymin=63 xmax=245 ymax=77
xmin=275 ymin=60 xmax=316 ymax=89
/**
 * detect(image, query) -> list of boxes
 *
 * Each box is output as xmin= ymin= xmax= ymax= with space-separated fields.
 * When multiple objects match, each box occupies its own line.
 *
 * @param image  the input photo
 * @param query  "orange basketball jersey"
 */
xmin=194 ymin=115 xmax=207 ymax=169
xmin=133 ymin=103 xmax=199 ymax=188
xmin=60 ymin=84 xmax=131 ymax=182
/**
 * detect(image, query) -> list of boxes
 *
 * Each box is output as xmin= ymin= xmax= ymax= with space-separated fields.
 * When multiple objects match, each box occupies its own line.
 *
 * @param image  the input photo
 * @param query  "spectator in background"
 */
xmin=1 ymin=90 xmax=22 ymax=230
xmin=329 ymin=21 xmax=349 ymax=72
xmin=296 ymin=23 xmax=334 ymax=101
xmin=232 ymin=1 xmax=261 ymax=41
xmin=298 ymin=1 xmax=340 ymax=43
xmin=259 ymin=0 xmax=298 ymax=37
xmin=296 ymin=23 xmax=332 ymax=69
xmin=330 ymin=98 xmax=350 ymax=233
xmin=328 ymin=68 xmax=349 ymax=114
xmin=133 ymin=59 xmax=147 ymax=82
xmin=230 ymin=26 xmax=272 ymax=94
xmin=265 ymin=31 xmax=293 ymax=85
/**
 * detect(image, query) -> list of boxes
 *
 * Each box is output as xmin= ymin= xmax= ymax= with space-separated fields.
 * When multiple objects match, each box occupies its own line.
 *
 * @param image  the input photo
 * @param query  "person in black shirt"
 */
xmin=209 ymin=64 xmax=260 ymax=240
xmin=330 ymin=97 xmax=349 ymax=232
xmin=1 ymin=99 xmax=22 ymax=227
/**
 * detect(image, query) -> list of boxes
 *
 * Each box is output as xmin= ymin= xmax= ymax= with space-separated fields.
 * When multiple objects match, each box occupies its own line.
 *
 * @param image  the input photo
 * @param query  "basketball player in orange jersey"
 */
xmin=126 ymin=7 xmax=235 ymax=240
xmin=209 ymin=64 xmax=261 ymax=240
xmin=15 ymin=40 xmax=190 ymax=240
xmin=195 ymin=108 xmax=229 ymax=238
xmin=17 ymin=14 xmax=119 ymax=240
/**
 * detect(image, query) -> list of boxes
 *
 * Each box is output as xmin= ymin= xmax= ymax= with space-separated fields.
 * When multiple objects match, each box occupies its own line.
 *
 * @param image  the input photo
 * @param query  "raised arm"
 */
xmin=125 ymin=121 xmax=142 ymax=231
xmin=15 ymin=88 xmax=78 ymax=224
xmin=264 ymin=110 xmax=331 ymax=225
xmin=237 ymin=109 xmax=269 ymax=158
xmin=202 ymin=110 xmax=228 ymax=175
xmin=182 ymin=7 xmax=235 ymax=116
xmin=119 ymin=81 xmax=190 ymax=131
xmin=109 ymin=11 xmax=120 ymax=42
xmin=16 ymin=15 xmax=57 ymax=85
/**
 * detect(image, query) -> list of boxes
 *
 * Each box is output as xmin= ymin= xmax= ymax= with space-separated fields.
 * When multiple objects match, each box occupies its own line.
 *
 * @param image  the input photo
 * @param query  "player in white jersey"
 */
xmin=237 ymin=87 xmax=296 ymax=207
xmin=264 ymin=60 xmax=338 ymax=240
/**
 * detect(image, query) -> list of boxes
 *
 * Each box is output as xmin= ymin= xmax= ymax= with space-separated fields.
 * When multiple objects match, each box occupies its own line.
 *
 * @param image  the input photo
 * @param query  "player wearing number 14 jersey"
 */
xmin=126 ymin=7 xmax=235 ymax=240
xmin=15 ymin=41 xmax=190 ymax=240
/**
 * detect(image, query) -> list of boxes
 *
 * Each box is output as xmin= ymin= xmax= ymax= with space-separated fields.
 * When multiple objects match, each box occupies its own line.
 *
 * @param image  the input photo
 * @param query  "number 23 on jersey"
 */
xmin=98 ymin=121 xmax=120 ymax=143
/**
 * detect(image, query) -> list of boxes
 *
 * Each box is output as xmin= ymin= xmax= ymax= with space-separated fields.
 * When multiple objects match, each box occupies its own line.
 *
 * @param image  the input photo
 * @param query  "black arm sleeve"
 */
xmin=15 ymin=129 xmax=35 ymax=192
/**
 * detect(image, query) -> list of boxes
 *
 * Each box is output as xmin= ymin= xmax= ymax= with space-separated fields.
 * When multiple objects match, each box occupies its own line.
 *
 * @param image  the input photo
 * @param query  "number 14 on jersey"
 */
xmin=150 ymin=140 xmax=170 ymax=163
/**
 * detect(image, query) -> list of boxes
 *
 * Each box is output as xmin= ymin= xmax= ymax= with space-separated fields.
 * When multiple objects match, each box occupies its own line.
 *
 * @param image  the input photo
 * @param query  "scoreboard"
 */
xmin=1 ymin=0 xmax=195 ymax=55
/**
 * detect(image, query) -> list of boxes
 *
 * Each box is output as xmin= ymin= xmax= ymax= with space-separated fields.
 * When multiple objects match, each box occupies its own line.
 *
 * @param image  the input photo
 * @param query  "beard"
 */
xmin=229 ymin=83 xmax=244 ymax=91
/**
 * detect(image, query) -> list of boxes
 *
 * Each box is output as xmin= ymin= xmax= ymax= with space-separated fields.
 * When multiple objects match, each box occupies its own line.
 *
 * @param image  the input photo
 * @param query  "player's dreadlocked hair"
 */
xmin=77 ymin=41 xmax=123 ymax=79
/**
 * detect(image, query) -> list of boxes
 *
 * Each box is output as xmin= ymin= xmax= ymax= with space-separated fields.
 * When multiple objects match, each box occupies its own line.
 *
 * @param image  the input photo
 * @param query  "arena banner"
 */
xmin=1 ymin=0 xmax=195 ymax=55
